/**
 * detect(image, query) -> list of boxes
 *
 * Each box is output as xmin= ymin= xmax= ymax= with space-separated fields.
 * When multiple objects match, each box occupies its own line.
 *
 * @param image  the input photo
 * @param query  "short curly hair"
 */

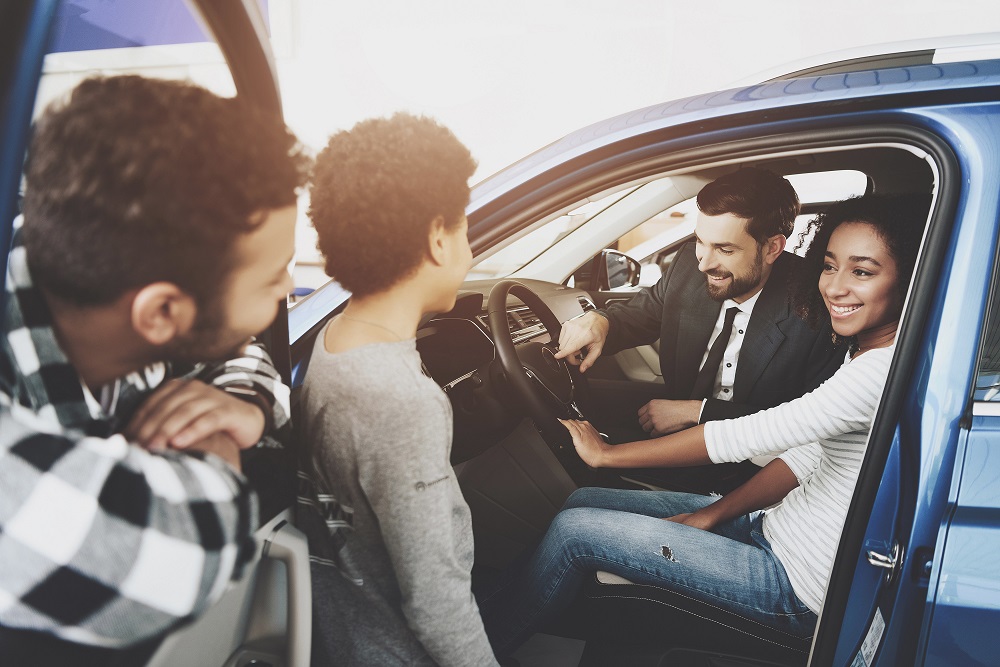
xmin=22 ymin=75 xmax=311 ymax=307
xmin=309 ymin=112 xmax=477 ymax=298
xmin=791 ymin=193 xmax=931 ymax=335
xmin=697 ymin=167 xmax=800 ymax=243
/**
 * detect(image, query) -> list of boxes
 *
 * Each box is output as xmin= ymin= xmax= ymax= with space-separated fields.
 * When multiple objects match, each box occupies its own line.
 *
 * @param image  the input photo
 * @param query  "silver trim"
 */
xmin=972 ymin=401 xmax=1000 ymax=416
xmin=523 ymin=365 xmax=575 ymax=407
xmin=442 ymin=369 xmax=479 ymax=394
xmin=866 ymin=541 xmax=903 ymax=585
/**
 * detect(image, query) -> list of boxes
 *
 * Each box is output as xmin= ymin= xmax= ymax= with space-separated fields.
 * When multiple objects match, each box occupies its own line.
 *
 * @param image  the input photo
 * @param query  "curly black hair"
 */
xmin=309 ymin=112 xmax=477 ymax=298
xmin=791 ymin=193 xmax=932 ymax=336
xmin=697 ymin=167 xmax=800 ymax=243
xmin=22 ymin=75 xmax=311 ymax=307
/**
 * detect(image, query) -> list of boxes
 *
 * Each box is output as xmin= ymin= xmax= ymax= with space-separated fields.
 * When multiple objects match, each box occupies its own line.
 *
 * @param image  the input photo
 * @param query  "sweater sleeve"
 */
xmin=704 ymin=347 xmax=892 ymax=464
xmin=779 ymin=441 xmax=823 ymax=483
xmin=355 ymin=383 xmax=498 ymax=667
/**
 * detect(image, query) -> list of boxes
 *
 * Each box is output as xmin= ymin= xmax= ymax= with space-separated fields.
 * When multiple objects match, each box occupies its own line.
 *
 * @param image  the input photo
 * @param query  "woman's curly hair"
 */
xmin=23 ymin=75 xmax=311 ymax=307
xmin=309 ymin=112 xmax=477 ymax=298
xmin=791 ymin=193 xmax=931 ymax=340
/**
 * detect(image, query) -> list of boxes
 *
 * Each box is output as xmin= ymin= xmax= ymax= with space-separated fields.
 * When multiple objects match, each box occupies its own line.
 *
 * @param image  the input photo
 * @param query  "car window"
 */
xmin=975 ymin=263 xmax=1000 ymax=401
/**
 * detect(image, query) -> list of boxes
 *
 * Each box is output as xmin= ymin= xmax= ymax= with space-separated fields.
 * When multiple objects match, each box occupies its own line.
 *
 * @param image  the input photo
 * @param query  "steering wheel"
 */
xmin=486 ymin=280 xmax=589 ymax=455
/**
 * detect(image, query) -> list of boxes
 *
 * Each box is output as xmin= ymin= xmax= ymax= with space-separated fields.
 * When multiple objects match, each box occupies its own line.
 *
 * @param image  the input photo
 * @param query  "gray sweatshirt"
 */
xmin=300 ymin=329 xmax=498 ymax=666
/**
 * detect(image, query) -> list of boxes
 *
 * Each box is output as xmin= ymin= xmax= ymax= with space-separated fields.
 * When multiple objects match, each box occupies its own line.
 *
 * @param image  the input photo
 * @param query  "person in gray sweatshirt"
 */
xmin=298 ymin=112 xmax=499 ymax=667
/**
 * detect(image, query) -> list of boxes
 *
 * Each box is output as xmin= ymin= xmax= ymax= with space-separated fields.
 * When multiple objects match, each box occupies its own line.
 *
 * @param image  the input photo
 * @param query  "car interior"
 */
xmin=6 ymin=1 xmax=955 ymax=665
xmin=287 ymin=140 xmax=938 ymax=666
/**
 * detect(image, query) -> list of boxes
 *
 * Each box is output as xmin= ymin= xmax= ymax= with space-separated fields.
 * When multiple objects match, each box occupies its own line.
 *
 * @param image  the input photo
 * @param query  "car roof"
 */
xmin=470 ymin=58 xmax=1000 ymax=214
xmin=734 ymin=32 xmax=1000 ymax=84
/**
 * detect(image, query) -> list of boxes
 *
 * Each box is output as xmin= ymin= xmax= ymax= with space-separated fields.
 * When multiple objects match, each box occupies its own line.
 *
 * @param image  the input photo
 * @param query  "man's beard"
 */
xmin=162 ymin=308 xmax=253 ymax=363
xmin=704 ymin=245 xmax=765 ymax=302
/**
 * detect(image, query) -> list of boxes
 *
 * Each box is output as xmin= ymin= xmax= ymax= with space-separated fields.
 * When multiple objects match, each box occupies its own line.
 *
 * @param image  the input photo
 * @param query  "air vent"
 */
xmin=513 ymin=307 xmax=543 ymax=329
xmin=477 ymin=306 xmax=547 ymax=343
xmin=507 ymin=306 xmax=546 ymax=342
xmin=578 ymin=297 xmax=596 ymax=312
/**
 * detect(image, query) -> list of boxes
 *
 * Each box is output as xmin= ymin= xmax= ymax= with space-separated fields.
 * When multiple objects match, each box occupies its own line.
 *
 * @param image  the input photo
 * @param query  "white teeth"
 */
xmin=831 ymin=305 xmax=861 ymax=314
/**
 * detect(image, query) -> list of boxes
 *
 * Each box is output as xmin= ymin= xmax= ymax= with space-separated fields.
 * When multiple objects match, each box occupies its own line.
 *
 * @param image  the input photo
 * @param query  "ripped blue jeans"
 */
xmin=477 ymin=487 xmax=816 ymax=656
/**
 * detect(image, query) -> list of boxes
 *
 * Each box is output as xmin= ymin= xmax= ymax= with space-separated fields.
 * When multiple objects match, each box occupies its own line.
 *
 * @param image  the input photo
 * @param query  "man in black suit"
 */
xmin=556 ymin=168 xmax=844 ymax=491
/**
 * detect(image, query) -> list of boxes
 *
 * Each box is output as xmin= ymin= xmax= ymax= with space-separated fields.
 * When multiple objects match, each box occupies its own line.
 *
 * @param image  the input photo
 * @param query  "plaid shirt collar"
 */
xmin=3 ymin=222 xmax=163 ymax=437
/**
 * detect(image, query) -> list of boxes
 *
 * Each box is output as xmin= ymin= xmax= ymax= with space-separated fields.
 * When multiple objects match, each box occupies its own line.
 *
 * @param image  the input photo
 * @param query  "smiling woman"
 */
xmin=793 ymin=194 xmax=928 ymax=352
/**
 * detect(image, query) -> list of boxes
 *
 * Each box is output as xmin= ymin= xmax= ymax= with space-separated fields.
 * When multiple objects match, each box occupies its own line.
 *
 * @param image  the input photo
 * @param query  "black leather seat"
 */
xmin=547 ymin=572 xmax=811 ymax=666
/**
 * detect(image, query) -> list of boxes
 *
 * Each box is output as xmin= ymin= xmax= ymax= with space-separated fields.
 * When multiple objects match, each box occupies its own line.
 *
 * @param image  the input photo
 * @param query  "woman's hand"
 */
xmin=558 ymin=419 xmax=610 ymax=467
xmin=664 ymin=509 xmax=718 ymax=532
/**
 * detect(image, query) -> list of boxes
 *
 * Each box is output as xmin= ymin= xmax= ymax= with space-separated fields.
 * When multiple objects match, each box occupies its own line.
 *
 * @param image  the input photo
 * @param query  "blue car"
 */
xmin=292 ymin=47 xmax=1000 ymax=667
xmin=5 ymin=2 xmax=1000 ymax=665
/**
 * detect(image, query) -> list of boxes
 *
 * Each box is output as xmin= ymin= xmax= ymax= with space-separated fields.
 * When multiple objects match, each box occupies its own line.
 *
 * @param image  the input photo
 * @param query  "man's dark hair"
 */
xmin=791 ymin=193 xmax=931 ymax=332
xmin=22 ymin=75 xmax=310 ymax=307
xmin=309 ymin=112 xmax=477 ymax=299
xmin=696 ymin=167 xmax=800 ymax=243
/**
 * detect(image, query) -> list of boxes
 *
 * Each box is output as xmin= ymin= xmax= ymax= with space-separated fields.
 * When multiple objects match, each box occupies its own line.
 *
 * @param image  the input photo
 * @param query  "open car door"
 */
xmin=1 ymin=1 xmax=311 ymax=665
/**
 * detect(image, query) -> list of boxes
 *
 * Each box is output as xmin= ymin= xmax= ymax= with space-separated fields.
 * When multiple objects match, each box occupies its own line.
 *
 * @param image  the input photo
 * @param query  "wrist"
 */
xmin=695 ymin=502 xmax=725 ymax=528
xmin=223 ymin=385 xmax=273 ymax=436
xmin=593 ymin=310 xmax=610 ymax=337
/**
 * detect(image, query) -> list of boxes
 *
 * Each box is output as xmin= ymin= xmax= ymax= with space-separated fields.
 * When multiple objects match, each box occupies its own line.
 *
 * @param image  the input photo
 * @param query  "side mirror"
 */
xmin=602 ymin=250 xmax=641 ymax=290
xmin=571 ymin=249 xmax=641 ymax=291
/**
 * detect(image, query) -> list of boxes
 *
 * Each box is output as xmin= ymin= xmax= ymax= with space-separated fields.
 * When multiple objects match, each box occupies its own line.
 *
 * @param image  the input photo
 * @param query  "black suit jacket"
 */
xmin=601 ymin=241 xmax=845 ymax=422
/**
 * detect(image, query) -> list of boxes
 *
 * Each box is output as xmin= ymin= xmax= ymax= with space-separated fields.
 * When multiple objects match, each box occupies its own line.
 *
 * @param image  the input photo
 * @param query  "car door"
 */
xmin=0 ymin=0 xmax=52 ymax=308
xmin=808 ymin=100 xmax=1000 ymax=666
xmin=1 ymin=1 xmax=312 ymax=665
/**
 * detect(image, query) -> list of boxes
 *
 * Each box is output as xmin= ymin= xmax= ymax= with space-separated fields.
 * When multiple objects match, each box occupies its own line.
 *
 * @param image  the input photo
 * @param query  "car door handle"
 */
xmin=866 ymin=540 xmax=903 ymax=584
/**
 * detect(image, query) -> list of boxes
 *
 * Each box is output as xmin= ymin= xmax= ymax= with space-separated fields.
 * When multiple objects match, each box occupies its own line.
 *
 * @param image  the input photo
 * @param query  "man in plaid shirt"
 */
xmin=0 ymin=75 xmax=310 ymax=657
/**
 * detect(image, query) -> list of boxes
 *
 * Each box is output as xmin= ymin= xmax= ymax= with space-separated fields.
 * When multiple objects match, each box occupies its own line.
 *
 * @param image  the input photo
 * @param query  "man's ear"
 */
xmin=763 ymin=234 xmax=787 ymax=265
xmin=130 ymin=282 xmax=197 ymax=346
xmin=427 ymin=215 xmax=448 ymax=266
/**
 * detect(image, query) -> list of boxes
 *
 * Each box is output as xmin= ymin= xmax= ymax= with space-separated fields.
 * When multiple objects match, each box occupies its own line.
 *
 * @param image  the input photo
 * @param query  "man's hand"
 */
xmin=125 ymin=379 xmax=267 ymax=451
xmin=184 ymin=431 xmax=243 ymax=471
xmin=553 ymin=312 xmax=610 ymax=372
xmin=558 ymin=418 xmax=610 ymax=467
xmin=664 ymin=509 xmax=718 ymax=532
xmin=638 ymin=399 xmax=701 ymax=437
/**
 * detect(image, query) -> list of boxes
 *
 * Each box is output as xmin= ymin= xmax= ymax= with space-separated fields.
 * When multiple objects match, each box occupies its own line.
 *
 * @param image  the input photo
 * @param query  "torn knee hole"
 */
xmin=661 ymin=545 xmax=678 ymax=562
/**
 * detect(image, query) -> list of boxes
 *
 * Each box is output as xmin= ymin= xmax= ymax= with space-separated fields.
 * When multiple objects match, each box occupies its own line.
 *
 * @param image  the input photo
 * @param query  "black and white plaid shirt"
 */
xmin=1 ymin=223 xmax=290 ymax=648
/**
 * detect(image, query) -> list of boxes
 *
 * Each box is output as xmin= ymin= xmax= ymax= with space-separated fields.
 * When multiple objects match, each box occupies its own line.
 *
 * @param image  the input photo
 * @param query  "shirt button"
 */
xmin=738 ymin=330 xmax=744 ymax=334
xmin=723 ymin=388 xmax=730 ymax=393
xmin=726 ymin=363 xmax=732 ymax=368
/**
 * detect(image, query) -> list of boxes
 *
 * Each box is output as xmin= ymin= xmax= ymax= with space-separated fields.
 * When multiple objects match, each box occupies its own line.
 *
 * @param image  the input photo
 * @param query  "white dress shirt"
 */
xmin=698 ymin=287 xmax=762 ymax=401
xmin=696 ymin=288 xmax=778 ymax=466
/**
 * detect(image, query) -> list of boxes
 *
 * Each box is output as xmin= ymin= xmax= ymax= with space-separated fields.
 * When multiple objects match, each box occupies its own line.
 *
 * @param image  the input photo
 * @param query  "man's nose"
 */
xmin=697 ymin=250 xmax=716 ymax=273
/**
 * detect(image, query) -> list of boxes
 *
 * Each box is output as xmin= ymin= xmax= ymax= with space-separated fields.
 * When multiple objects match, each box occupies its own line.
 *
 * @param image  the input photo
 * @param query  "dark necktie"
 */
xmin=690 ymin=306 xmax=739 ymax=400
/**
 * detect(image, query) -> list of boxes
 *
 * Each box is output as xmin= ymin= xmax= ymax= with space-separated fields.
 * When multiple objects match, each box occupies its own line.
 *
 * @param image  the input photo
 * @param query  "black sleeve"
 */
xmin=700 ymin=397 xmax=764 ymax=422
xmin=599 ymin=241 xmax=694 ymax=356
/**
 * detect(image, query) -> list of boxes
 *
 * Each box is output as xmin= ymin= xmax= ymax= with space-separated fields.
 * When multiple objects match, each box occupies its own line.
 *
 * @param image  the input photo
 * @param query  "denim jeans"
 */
xmin=477 ymin=487 xmax=816 ymax=656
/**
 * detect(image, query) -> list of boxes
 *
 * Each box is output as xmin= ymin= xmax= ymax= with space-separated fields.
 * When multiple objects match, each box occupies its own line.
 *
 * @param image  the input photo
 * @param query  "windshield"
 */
xmin=467 ymin=186 xmax=637 ymax=280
